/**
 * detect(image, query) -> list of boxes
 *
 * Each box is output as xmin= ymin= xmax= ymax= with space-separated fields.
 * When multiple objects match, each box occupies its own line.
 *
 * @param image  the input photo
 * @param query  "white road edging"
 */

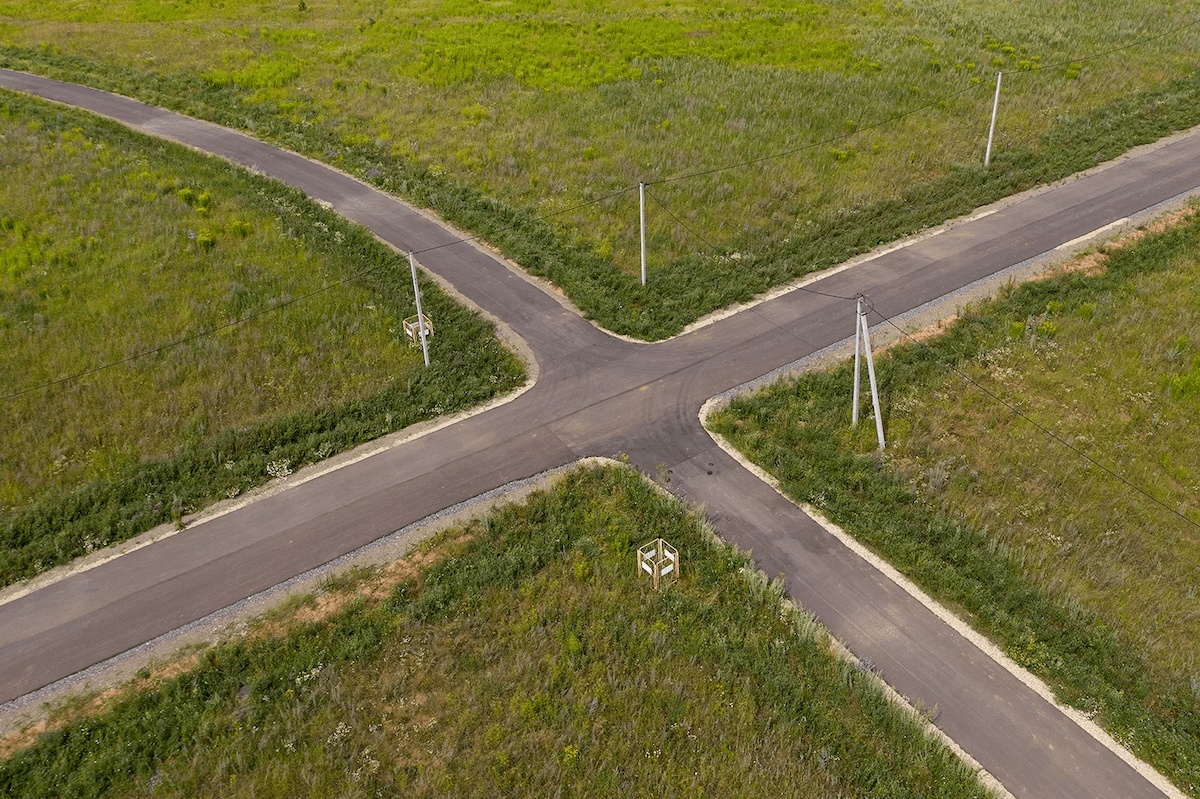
xmin=699 ymin=400 xmax=1186 ymax=799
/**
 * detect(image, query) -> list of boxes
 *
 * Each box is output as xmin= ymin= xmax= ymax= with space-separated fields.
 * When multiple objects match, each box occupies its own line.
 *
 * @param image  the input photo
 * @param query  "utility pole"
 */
xmin=639 ymin=182 xmax=647 ymax=286
xmin=985 ymin=71 xmax=1003 ymax=168
xmin=852 ymin=296 xmax=885 ymax=450
xmin=408 ymin=251 xmax=430 ymax=368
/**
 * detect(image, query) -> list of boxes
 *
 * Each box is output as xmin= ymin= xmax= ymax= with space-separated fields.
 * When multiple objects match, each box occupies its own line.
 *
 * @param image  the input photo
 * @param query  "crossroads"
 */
xmin=3 ymin=68 xmax=1199 ymax=797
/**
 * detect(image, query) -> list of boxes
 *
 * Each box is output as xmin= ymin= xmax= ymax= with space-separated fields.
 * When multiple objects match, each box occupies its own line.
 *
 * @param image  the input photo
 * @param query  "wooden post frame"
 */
xmin=637 ymin=538 xmax=680 ymax=590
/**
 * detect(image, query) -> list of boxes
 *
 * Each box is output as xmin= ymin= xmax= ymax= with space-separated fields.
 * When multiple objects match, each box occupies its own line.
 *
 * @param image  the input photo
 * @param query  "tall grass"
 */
xmin=0 ymin=91 xmax=524 ymax=586
xmin=709 ymin=210 xmax=1200 ymax=796
xmin=0 ymin=465 xmax=991 ymax=799
xmin=1 ymin=1 xmax=1198 ymax=337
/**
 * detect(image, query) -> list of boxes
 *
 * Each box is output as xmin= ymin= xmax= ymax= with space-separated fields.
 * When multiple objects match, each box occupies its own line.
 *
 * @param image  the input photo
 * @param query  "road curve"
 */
xmin=3 ymin=69 xmax=1200 ymax=798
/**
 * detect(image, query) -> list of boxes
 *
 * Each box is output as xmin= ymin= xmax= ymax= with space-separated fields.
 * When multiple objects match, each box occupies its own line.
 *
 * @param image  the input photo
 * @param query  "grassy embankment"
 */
xmin=709 ymin=208 xmax=1200 ymax=795
xmin=0 ymin=465 xmax=992 ymax=799
xmin=1 ymin=1 xmax=1199 ymax=337
xmin=0 ymin=91 xmax=523 ymax=586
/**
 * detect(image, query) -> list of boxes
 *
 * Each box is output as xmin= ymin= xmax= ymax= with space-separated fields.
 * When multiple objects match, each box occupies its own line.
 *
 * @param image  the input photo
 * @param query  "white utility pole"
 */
xmin=639 ymin=182 xmax=647 ymax=286
xmin=985 ymin=71 xmax=1003 ymax=168
xmin=852 ymin=297 xmax=885 ymax=450
xmin=408 ymin=251 xmax=430 ymax=368
xmin=853 ymin=296 xmax=863 ymax=427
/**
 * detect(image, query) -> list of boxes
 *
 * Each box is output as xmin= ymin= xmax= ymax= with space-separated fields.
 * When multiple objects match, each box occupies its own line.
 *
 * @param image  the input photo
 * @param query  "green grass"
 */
xmin=708 ymin=209 xmax=1200 ymax=796
xmin=1 ymin=1 xmax=1199 ymax=337
xmin=0 ymin=465 xmax=991 ymax=799
xmin=0 ymin=91 xmax=524 ymax=586
xmin=0 ymin=91 xmax=411 ymax=509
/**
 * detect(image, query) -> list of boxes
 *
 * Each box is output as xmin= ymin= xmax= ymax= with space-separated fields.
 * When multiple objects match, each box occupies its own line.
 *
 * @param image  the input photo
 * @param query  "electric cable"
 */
xmin=1 ymin=185 xmax=638 ymax=402
xmin=891 ymin=299 xmax=1199 ymax=505
xmin=649 ymin=83 xmax=982 ymax=188
xmin=644 ymin=188 xmax=723 ymax=253
xmin=864 ymin=301 xmax=1200 ymax=531
xmin=646 ymin=188 xmax=860 ymax=302
xmin=1006 ymin=14 xmax=1200 ymax=75
xmin=648 ymin=14 xmax=1200 ymax=187
xmin=411 ymin=184 xmax=638 ymax=256
xmin=5 ymin=17 xmax=1195 ymax=401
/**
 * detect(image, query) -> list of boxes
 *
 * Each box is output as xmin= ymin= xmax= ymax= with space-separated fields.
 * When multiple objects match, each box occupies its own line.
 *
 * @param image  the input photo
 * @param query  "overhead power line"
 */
xmin=644 ymin=188 xmax=722 ymax=252
xmin=866 ymin=304 xmax=1200 ymax=533
xmin=1015 ymin=15 xmax=1200 ymax=74
xmin=649 ymin=83 xmax=983 ymax=187
xmin=646 ymin=188 xmax=859 ymax=302
xmin=2 ymin=186 xmax=639 ymax=403
xmin=411 ymin=185 xmax=638 ymax=257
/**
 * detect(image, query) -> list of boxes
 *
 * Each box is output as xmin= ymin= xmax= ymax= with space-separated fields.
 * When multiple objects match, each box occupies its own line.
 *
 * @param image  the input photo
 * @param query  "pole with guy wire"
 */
xmin=852 ymin=298 xmax=863 ymax=428
xmin=408 ymin=251 xmax=430 ymax=368
xmin=639 ymin=182 xmax=647 ymax=286
xmin=852 ymin=296 xmax=885 ymax=450
xmin=985 ymin=71 xmax=1003 ymax=168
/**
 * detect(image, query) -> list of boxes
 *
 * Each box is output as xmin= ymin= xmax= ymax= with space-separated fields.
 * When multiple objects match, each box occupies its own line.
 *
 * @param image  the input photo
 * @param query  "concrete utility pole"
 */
xmin=985 ymin=71 xmax=1003 ymax=168
xmin=408 ymin=251 xmax=431 ymax=367
xmin=852 ymin=296 xmax=885 ymax=450
xmin=639 ymin=182 xmax=647 ymax=286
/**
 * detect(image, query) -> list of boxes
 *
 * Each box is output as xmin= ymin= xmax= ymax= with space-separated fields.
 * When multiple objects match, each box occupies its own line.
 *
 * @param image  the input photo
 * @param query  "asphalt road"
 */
xmin=3 ymin=68 xmax=1199 ymax=798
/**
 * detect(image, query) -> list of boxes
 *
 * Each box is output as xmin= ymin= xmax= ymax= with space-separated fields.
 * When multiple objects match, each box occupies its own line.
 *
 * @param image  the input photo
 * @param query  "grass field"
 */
xmin=0 ymin=92 xmax=412 ymax=509
xmin=708 ymin=207 xmax=1200 ymax=795
xmin=2 ymin=1 xmax=1199 ymax=336
xmin=0 ymin=91 xmax=524 ymax=586
xmin=0 ymin=465 xmax=991 ymax=799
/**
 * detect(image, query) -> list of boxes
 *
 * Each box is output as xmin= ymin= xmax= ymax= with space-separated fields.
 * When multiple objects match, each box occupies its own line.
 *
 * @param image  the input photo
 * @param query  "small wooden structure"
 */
xmin=637 ymin=538 xmax=680 ymax=591
xmin=402 ymin=314 xmax=434 ymax=347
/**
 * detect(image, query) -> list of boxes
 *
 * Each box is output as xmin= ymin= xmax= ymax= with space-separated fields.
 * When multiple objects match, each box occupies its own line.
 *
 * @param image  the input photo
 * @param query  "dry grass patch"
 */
xmin=1040 ymin=205 xmax=1199 ymax=281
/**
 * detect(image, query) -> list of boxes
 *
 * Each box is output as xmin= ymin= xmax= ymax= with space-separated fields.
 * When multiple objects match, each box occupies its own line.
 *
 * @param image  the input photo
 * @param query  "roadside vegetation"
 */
xmin=708 ymin=206 xmax=1200 ymax=796
xmin=2 ymin=1 xmax=1199 ymax=337
xmin=0 ymin=91 xmax=524 ymax=587
xmin=0 ymin=465 xmax=991 ymax=799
